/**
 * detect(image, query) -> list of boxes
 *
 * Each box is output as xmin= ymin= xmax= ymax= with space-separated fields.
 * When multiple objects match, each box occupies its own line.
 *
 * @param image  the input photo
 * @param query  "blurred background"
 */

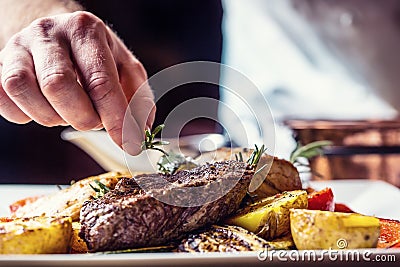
xmin=219 ymin=0 xmax=400 ymax=187
xmin=2 ymin=0 xmax=400 ymax=187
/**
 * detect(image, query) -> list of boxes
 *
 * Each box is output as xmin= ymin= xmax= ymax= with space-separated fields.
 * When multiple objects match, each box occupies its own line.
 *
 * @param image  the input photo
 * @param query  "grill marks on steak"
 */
xmin=79 ymin=161 xmax=253 ymax=252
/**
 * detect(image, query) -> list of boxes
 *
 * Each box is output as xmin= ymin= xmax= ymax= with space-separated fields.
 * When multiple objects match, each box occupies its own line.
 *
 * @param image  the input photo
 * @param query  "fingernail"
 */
xmin=93 ymin=123 xmax=104 ymax=131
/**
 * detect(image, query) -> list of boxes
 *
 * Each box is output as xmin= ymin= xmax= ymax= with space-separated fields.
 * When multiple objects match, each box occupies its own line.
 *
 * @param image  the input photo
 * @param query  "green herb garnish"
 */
xmin=141 ymin=124 xmax=170 ymax=156
xmin=90 ymin=180 xmax=111 ymax=199
xmin=289 ymin=140 xmax=332 ymax=178
xmin=235 ymin=152 xmax=244 ymax=162
xmin=247 ymin=144 xmax=267 ymax=169
xmin=289 ymin=140 xmax=332 ymax=165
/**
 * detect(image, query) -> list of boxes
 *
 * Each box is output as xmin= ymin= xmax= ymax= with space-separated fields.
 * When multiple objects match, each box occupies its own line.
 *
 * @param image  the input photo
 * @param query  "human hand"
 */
xmin=0 ymin=11 xmax=155 ymax=155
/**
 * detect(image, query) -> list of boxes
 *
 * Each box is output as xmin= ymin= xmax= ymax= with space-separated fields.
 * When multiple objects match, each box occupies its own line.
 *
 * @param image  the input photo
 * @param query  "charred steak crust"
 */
xmin=79 ymin=161 xmax=253 ymax=252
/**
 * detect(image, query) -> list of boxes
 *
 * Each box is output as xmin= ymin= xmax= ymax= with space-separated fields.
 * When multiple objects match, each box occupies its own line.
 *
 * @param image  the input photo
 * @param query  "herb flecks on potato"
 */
xmin=0 ymin=216 xmax=72 ymax=254
xmin=290 ymin=209 xmax=380 ymax=250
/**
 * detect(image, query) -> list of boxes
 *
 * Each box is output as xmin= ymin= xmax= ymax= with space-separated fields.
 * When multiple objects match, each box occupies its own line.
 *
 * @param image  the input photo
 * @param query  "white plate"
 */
xmin=0 ymin=180 xmax=399 ymax=266
xmin=0 ymin=250 xmax=398 ymax=266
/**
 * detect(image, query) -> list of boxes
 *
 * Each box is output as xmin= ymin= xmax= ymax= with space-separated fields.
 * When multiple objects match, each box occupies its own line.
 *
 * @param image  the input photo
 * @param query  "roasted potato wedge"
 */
xmin=196 ymin=147 xmax=302 ymax=199
xmin=70 ymin=222 xmax=88 ymax=254
xmin=225 ymin=190 xmax=308 ymax=240
xmin=11 ymin=172 xmax=130 ymax=221
xmin=290 ymin=209 xmax=380 ymax=250
xmin=0 ymin=216 xmax=72 ymax=254
xmin=268 ymin=234 xmax=296 ymax=250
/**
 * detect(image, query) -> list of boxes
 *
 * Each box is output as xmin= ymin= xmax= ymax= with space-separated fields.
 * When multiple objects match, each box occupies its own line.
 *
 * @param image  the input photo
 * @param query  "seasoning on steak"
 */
xmin=79 ymin=161 xmax=253 ymax=252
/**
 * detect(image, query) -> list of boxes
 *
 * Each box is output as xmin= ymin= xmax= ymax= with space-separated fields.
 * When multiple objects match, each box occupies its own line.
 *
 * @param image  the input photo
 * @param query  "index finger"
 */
xmin=67 ymin=12 xmax=141 ymax=149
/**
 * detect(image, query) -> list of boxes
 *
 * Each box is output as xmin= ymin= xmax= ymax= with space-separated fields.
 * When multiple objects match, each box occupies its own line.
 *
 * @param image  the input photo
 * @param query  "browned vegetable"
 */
xmin=196 ymin=147 xmax=302 ymax=199
xmin=177 ymin=225 xmax=270 ymax=252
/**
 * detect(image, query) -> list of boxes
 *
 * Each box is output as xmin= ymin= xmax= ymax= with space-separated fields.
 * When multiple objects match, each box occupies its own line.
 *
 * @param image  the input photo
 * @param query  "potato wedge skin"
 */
xmin=0 ymin=216 xmax=72 ymax=254
xmin=196 ymin=147 xmax=302 ymax=199
xmin=225 ymin=190 xmax=308 ymax=240
xmin=11 ymin=172 xmax=129 ymax=221
xmin=290 ymin=209 xmax=380 ymax=250
xmin=70 ymin=222 xmax=88 ymax=254
xmin=267 ymin=234 xmax=296 ymax=250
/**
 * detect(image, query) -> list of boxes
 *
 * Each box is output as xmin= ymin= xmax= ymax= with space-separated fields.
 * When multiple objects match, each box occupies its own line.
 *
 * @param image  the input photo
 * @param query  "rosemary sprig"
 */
xmin=141 ymin=124 xmax=170 ymax=156
xmin=247 ymin=144 xmax=267 ymax=169
xmin=238 ymin=144 xmax=268 ymax=201
xmin=289 ymin=140 xmax=333 ymax=164
xmin=90 ymin=180 xmax=111 ymax=199
xmin=289 ymin=140 xmax=332 ymax=179
xmin=235 ymin=152 xmax=244 ymax=162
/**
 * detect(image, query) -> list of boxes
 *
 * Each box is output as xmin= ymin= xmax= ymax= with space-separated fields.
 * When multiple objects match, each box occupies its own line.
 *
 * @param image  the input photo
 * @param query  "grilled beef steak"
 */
xmin=79 ymin=161 xmax=253 ymax=252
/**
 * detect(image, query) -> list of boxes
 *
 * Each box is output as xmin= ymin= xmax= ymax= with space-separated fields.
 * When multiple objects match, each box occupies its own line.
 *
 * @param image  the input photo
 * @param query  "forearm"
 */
xmin=0 ymin=0 xmax=82 ymax=48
